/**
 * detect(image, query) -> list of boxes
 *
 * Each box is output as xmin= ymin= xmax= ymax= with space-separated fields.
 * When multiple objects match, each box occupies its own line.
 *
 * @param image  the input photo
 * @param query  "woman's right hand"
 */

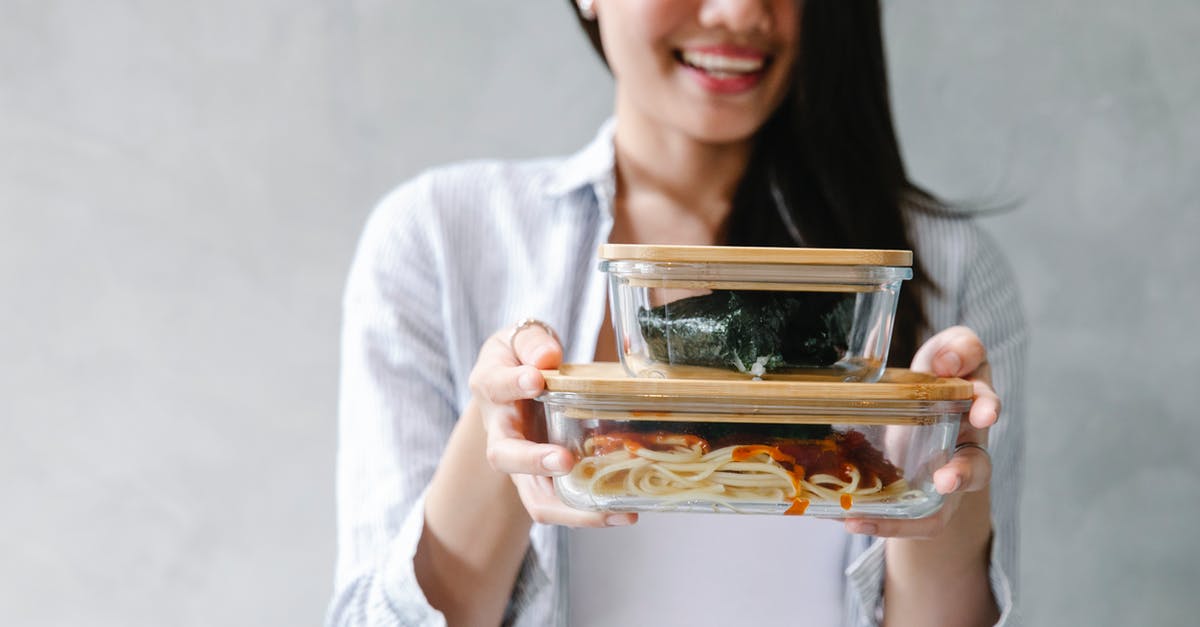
xmin=468 ymin=323 xmax=638 ymax=528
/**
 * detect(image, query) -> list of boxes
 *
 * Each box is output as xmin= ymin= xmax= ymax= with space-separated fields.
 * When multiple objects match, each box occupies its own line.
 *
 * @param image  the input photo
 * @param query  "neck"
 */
xmin=610 ymin=104 xmax=753 ymax=244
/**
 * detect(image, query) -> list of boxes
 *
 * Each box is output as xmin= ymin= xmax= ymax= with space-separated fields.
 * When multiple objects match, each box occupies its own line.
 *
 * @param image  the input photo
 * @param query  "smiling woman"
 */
xmin=590 ymin=0 xmax=798 ymax=142
xmin=327 ymin=1 xmax=1026 ymax=626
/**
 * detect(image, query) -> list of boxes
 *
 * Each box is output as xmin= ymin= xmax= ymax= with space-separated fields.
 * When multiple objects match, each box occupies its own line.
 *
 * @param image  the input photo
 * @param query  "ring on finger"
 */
xmin=509 ymin=318 xmax=560 ymax=363
xmin=954 ymin=441 xmax=990 ymax=460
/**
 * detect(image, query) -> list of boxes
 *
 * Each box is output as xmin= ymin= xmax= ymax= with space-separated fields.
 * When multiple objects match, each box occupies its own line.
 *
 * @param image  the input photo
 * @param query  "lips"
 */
xmin=675 ymin=45 xmax=771 ymax=94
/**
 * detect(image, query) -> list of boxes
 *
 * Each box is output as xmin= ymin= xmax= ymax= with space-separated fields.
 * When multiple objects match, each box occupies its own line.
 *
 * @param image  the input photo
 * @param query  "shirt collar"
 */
xmin=541 ymin=118 xmax=617 ymax=203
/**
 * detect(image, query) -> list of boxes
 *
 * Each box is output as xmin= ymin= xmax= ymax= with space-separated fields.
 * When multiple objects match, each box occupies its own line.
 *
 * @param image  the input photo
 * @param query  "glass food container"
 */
xmin=538 ymin=363 xmax=971 ymax=519
xmin=599 ymin=244 xmax=913 ymax=382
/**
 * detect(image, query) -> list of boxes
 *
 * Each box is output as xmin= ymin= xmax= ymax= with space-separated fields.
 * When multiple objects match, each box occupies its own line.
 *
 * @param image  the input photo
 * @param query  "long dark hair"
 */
xmin=570 ymin=0 xmax=937 ymax=365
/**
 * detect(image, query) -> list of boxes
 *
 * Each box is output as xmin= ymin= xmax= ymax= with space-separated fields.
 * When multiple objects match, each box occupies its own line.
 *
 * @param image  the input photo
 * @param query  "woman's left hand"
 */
xmin=844 ymin=325 xmax=1000 ymax=538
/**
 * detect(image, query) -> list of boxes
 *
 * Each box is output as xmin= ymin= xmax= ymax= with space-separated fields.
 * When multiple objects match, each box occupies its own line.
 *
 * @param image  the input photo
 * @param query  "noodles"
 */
xmin=568 ymin=430 xmax=922 ymax=514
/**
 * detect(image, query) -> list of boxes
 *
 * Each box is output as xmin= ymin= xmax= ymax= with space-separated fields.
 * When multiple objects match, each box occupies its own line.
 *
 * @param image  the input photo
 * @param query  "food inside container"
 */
xmin=599 ymin=244 xmax=913 ymax=382
xmin=538 ymin=364 xmax=971 ymax=519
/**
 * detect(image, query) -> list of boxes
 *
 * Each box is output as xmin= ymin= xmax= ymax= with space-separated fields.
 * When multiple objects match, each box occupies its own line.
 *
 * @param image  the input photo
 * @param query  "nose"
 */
xmin=698 ymin=0 xmax=772 ymax=34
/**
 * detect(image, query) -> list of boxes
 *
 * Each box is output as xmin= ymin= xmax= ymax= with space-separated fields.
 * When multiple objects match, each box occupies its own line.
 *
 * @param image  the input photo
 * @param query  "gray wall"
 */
xmin=1 ymin=1 xmax=1196 ymax=626
xmin=888 ymin=3 xmax=1200 ymax=625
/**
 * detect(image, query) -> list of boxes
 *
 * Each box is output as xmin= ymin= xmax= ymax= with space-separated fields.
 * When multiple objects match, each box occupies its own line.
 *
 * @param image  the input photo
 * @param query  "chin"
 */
xmin=677 ymin=111 xmax=770 ymax=146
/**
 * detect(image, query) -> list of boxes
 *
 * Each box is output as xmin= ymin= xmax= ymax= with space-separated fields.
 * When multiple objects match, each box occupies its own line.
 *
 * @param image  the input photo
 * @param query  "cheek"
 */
xmin=600 ymin=3 xmax=684 ymax=87
xmin=634 ymin=0 xmax=691 ymax=42
xmin=602 ymin=0 xmax=691 ymax=59
xmin=773 ymin=0 xmax=802 ymax=66
xmin=763 ymin=1 xmax=801 ymax=100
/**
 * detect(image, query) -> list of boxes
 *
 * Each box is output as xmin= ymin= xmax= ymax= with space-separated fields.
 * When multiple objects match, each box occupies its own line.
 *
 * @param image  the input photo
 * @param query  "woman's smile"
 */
xmin=595 ymin=0 xmax=799 ymax=143
xmin=674 ymin=44 xmax=772 ymax=94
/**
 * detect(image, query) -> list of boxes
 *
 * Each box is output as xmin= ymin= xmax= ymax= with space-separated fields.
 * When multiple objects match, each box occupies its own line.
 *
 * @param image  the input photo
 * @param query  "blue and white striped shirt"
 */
xmin=327 ymin=121 xmax=1027 ymax=626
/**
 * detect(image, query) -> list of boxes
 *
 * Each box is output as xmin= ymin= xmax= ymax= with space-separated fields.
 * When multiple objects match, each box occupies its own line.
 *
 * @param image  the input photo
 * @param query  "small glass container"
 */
xmin=538 ymin=364 xmax=971 ymax=519
xmin=599 ymin=244 xmax=913 ymax=382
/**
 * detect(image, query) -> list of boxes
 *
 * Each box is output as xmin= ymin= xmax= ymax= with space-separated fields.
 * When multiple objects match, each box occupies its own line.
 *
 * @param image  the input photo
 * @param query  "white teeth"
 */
xmin=681 ymin=50 xmax=764 ymax=74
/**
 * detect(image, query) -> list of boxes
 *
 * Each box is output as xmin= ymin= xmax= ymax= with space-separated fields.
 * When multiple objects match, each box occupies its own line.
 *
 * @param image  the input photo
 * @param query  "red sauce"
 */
xmin=731 ymin=445 xmax=795 ymax=464
xmin=787 ymin=469 xmax=805 ymax=497
xmin=785 ymin=498 xmax=810 ymax=516
xmin=777 ymin=431 xmax=902 ymax=488
xmin=840 ymin=494 xmax=853 ymax=510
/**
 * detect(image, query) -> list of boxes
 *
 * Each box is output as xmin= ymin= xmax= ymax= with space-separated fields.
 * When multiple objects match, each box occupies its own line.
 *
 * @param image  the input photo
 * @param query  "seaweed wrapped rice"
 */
xmin=636 ymin=290 xmax=855 ymax=376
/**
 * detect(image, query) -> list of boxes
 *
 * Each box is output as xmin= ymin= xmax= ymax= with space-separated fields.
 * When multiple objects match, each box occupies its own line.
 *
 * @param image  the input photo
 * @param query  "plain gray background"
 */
xmin=2 ymin=1 xmax=1197 ymax=626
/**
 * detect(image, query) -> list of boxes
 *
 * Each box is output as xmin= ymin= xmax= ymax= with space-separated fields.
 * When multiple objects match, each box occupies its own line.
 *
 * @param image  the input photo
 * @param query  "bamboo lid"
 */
xmin=599 ymin=244 xmax=913 ymax=267
xmin=541 ymin=363 xmax=971 ymax=402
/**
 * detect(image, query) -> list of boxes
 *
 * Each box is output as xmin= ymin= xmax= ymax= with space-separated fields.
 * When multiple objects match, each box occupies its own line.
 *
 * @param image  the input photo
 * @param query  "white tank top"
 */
xmin=568 ymin=513 xmax=847 ymax=626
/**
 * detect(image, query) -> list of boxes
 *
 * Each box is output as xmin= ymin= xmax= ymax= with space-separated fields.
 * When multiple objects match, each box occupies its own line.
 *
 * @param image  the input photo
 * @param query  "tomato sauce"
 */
xmin=785 ymin=498 xmax=810 ymax=516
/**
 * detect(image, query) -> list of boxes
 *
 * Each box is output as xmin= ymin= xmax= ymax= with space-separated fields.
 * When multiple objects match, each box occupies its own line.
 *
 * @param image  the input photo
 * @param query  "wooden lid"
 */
xmin=599 ymin=244 xmax=912 ymax=267
xmin=542 ymin=363 xmax=971 ymax=401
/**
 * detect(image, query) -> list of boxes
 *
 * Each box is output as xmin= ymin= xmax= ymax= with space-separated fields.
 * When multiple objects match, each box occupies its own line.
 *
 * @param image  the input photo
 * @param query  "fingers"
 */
xmin=475 ymin=324 xmax=563 ymax=369
xmin=470 ymin=321 xmax=569 ymax=480
xmin=509 ymin=324 xmax=563 ymax=369
xmin=466 ymin=322 xmax=636 ymax=529
xmin=843 ymin=431 xmax=992 ymax=539
xmin=483 ymin=410 xmax=574 ymax=475
xmin=469 ymin=324 xmax=563 ymax=405
xmin=913 ymin=326 xmax=1001 ymax=427
xmin=473 ymin=363 xmax=546 ymax=406
xmin=968 ymin=379 xmax=1001 ymax=429
xmin=855 ymin=435 xmax=987 ymax=536
xmin=933 ymin=441 xmax=992 ymax=495
xmin=911 ymin=326 xmax=988 ymax=379
xmin=513 ymin=474 xmax=638 ymax=528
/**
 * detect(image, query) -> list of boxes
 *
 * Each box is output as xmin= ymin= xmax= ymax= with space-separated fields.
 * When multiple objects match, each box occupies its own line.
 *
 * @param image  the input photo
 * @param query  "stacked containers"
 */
xmin=536 ymin=245 xmax=973 ymax=519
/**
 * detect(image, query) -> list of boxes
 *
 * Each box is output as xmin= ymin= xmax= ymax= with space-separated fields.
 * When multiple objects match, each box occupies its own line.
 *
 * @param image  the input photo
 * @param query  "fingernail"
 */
xmin=935 ymin=351 xmax=962 ymax=375
xmin=520 ymin=370 xmax=541 ymax=394
xmin=853 ymin=522 xmax=878 ymax=535
xmin=542 ymin=452 xmax=567 ymax=474
xmin=606 ymin=515 xmax=634 ymax=526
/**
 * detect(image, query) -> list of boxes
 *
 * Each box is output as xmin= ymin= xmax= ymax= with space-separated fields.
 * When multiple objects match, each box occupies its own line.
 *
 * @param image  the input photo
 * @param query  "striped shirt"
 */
xmin=326 ymin=121 xmax=1028 ymax=626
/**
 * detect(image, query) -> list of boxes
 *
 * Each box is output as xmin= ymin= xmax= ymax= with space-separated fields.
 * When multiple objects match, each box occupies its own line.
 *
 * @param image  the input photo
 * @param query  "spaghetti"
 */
xmin=568 ymin=429 xmax=920 ymax=514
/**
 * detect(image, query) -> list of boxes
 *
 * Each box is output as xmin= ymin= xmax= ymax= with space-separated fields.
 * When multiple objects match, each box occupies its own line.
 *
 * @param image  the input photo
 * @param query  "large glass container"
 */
xmin=538 ymin=364 xmax=971 ymax=519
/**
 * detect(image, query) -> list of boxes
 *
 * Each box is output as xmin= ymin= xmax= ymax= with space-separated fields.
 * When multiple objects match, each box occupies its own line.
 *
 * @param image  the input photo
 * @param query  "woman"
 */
xmin=328 ymin=1 xmax=1026 ymax=625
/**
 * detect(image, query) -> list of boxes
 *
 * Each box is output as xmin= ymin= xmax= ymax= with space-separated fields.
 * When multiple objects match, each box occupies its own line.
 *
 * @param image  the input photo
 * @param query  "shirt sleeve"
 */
xmin=325 ymin=177 xmax=455 ymax=626
xmin=844 ymin=223 xmax=1029 ymax=626
xmin=960 ymin=225 xmax=1028 ymax=626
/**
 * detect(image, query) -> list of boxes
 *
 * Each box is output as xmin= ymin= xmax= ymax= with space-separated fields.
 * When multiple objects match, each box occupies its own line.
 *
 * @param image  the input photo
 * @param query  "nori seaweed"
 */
xmin=615 ymin=420 xmax=834 ymax=443
xmin=637 ymin=290 xmax=855 ymax=375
